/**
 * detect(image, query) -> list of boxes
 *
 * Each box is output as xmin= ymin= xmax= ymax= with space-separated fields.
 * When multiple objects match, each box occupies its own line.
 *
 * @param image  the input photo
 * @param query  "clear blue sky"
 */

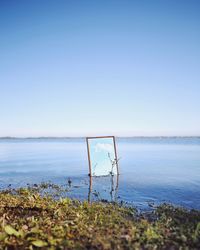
xmin=0 ymin=0 xmax=200 ymax=137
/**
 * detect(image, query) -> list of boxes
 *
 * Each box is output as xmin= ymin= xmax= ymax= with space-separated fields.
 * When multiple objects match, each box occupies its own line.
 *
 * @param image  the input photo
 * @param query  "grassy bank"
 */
xmin=0 ymin=185 xmax=200 ymax=249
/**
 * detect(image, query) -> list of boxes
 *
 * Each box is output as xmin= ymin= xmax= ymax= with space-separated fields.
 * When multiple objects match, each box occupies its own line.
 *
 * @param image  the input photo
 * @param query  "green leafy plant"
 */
xmin=0 ymin=184 xmax=199 ymax=249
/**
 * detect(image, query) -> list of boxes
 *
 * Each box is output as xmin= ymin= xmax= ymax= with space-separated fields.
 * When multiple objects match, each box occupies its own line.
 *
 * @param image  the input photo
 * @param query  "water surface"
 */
xmin=0 ymin=137 xmax=200 ymax=210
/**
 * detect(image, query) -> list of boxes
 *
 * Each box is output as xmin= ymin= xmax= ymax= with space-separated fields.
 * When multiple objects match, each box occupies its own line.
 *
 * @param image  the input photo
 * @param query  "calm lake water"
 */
xmin=0 ymin=137 xmax=200 ymax=210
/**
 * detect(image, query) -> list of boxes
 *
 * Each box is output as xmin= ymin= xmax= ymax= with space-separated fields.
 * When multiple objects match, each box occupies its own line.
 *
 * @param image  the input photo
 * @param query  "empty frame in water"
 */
xmin=86 ymin=136 xmax=119 ymax=177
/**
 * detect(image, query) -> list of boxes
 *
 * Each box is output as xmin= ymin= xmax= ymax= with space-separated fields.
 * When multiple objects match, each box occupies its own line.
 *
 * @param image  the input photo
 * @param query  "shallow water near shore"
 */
xmin=0 ymin=137 xmax=200 ymax=210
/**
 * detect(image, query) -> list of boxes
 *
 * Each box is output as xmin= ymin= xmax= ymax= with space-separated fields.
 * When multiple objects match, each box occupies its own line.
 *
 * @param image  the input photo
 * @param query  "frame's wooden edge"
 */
xmin=86 ymin=136 xmax=120 ymax=176
xmin=113 ymin=136 xmax=119 ymax=175
xmin=86 ymin=138 xmax=92 ymax=180
xmin=86 ymin=136 xmax=115 ymax=139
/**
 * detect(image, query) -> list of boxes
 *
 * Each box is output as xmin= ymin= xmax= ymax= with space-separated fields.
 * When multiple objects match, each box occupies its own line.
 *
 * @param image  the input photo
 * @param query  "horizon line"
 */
xmin=0 ymin=136 xmax=200 ymax=139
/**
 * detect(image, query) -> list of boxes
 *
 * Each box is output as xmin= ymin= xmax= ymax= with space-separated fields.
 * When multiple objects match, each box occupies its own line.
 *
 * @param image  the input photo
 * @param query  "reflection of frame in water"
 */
xmin=88 ymin=174 xmax=119 ymax=203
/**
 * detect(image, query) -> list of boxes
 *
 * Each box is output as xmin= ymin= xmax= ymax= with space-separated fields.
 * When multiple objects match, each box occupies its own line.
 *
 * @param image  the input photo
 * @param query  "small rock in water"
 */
xmin=68 ymin=178 xmax=72 ymax=187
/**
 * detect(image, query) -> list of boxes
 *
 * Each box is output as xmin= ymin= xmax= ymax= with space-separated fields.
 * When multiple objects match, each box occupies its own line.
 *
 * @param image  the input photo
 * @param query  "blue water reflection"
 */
xmin=0 ymin=138 xmax=200 ymax=210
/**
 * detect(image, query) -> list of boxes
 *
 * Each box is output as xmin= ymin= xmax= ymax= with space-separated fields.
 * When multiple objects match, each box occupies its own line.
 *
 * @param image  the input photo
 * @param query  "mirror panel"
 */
xmin=87 ymin=137 xmax=118 ymax=176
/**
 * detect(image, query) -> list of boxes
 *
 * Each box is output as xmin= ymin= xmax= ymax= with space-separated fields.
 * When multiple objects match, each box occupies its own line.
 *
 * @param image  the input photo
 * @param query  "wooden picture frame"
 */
xmin=86 ymin=136 xmax=119 ymax=177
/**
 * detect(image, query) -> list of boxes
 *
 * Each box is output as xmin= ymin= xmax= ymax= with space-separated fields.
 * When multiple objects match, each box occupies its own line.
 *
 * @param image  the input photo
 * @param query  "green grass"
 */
xmin=0 ymin=185 xmax=200 ymax=249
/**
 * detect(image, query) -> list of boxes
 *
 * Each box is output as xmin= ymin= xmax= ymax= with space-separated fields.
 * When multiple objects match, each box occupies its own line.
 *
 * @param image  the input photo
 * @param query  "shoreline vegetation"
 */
xmin=0 ymin=183 xmax=200 ymax=249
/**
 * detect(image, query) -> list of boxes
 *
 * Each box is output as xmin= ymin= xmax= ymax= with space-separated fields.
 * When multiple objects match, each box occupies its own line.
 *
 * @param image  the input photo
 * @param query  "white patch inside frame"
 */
xmin=87 ymin=137 xmax=118 ymax=176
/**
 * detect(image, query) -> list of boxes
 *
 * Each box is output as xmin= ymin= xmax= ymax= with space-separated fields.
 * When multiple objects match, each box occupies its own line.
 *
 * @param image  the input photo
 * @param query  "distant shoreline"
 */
xmin=0 ymin=136 xmax=200 ymax=139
